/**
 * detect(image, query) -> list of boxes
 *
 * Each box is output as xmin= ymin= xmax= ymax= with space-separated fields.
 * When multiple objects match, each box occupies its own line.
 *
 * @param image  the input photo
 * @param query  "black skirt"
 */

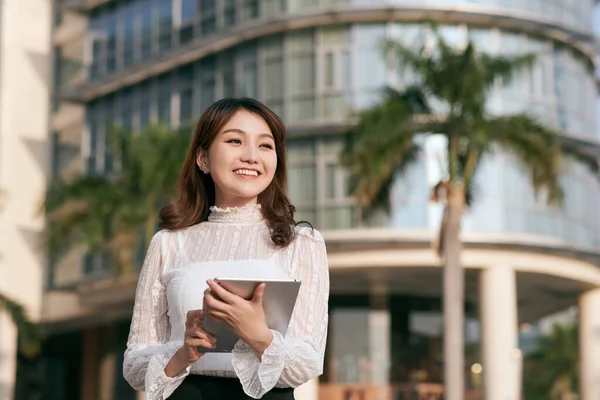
xmin=167 ymin=374 xmax=295 ymax=400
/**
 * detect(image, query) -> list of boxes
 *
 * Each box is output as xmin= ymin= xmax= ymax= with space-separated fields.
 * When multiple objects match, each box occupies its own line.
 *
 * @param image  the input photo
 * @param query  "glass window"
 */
xmin=179 ymin=66 xmax=194 ymax=124
xmin=325 ymin=164 xmax=336 ymax=199
xmin=105 ymin=7 xmax=117 ymax=73
xmin=289 ymin=97 xmax=315 ymax=121
xmin=89 ymin=20 xmax=105 ymax=81
xmin=321 ymin=25 xmax=350 ymax=46
xmin=390 ymin=23 xmax=423 ymax=48
xmin=200 ymin=0 xmax=216 ymax=35
xmin=181 ymin=0 xmax=197 ymax=23
xmin=341 ymin=50 xmax=351 ymax=87
xmin=199 ymin=58 xmax=216 ymax=111
xmin=241 ymin=59 xmax=258 ymax=98
xmin=223 ymin=0 xmax=236 ymax=27
xmin=287 ymin=139 xmax=315 ymax=162
xmin=356 ymin=50 xmax=386 ymax=90
xmin=324 ymin=52 xmax=334 ymax=88
xmin=138 ymin=81 xmax=151 ymax=128
xmin=466 ymin=27 xmax=494 ymax=53
xmin=222 ymin=64 xmax=235 ymax=98
xmin=323 ymin=206 xmax=354 ymax=229
xmin=200 ymin=0 xmax=215 ymax=11
xmin=295 ymin=208 xmax=317 ymax=225
xmin=263 ymin=0 xmax=284 ymax=17
xmin=262 ymin=57 xmax=284 ymax=100
xmin=157 ymin=73 xmax=172 ymax=124
xmin=123 ymin=2 xmax=136 ymax=67
xmin=121 ymin=88 xmax=133 ymax=131
xmin=289 ymin=54 xmax=315 ymax=94
xmin=288 ymin=164 xmax=317 ymax=205
xmin=355 ymin=24 xmax=386 ymax=48
xmin=157 ymin=0 xmax=173 ymax=53
xmin=288 ymin=29 xmax=314 ymax=52
xmin=140 ymin=3 xmax=153 ymax=60
xmin=241 ymin=0 xmax=259 ymax=22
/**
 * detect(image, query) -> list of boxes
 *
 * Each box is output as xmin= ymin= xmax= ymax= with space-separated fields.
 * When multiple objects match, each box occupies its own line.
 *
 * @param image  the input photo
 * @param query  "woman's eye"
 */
xmin=260 ymin=143 xmax=274 ymax=149
xmin=227 ymin=139 xmax=242 ymax=144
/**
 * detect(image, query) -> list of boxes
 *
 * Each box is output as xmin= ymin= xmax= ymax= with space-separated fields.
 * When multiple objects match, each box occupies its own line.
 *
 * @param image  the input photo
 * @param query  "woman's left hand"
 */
xmin=203 ymin=279 xmax=273 ymax=356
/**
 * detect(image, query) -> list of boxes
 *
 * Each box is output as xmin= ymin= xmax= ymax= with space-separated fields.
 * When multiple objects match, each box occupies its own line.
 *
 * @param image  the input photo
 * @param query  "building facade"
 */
xmin=10 ymin=0 xmax=600 ymax=399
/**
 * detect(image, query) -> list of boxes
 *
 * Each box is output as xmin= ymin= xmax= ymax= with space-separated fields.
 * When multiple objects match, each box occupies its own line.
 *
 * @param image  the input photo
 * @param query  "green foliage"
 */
xmin=523 ymin=323 xmax=579 ymax=400
xmin=0 ymin=293 xmax=43 ymax=358
xmin=341 ymin=26 xmax=599 ymax=213
xmin=43 ymin=123 xmax=191 ymax=276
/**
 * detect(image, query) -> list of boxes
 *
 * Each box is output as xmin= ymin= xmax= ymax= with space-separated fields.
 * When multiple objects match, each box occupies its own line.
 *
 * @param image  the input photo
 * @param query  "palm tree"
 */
xmin=0 ymin=293 xmax=43 ymax=357
xmin=44 ymin=124 xmax=190 ymax=278
xmin=523 ymin=323 xmax=579 ymax=400
xmin=341 ymin=27 xmax=599 ymax=400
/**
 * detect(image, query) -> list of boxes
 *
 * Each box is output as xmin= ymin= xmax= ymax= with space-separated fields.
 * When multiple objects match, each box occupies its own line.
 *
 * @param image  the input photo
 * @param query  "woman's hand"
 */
xmin=203 ymin=279 xmax=273 ymax=356
xmin=165 ymin=310 xmax=216 ymax=377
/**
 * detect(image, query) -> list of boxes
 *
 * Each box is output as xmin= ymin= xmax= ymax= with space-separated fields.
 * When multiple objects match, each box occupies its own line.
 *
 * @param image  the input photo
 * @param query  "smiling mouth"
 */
xmin=233 ymin=169 xmax=261 ymax=177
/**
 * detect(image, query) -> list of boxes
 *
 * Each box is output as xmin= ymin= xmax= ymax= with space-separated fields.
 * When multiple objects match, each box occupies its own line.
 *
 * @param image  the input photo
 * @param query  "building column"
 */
xmin=579 ymin=288 xmax=600 ymax=400
xmin=369 ymin=289 xmax=391 ymax=385
xmin=0 ymin=0 xmax=51 ymax=398
xmin=479 ymin=265 xmax=520 ymax=400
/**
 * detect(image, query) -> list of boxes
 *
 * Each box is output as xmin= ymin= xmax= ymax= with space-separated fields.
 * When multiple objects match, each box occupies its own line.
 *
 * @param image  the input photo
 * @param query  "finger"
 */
xmin=206 ymin=279 xmax=238 ymax=304
xmin=186 ymin=337 xmax=216 ymax=349
xmin=187 ymin=329 xmax=217 ymax=344
xmin=207 ymin=310 xmax=230 ymax=324
xmin=203 ymin=291 xmax=229 ymax=312
xmin=186 ymin=309 xmax=204 ymax=327
xmin=251 ymin=283 xmax=266 ymax=305
xmin=191 ymin=311 xmax=205 ymax=328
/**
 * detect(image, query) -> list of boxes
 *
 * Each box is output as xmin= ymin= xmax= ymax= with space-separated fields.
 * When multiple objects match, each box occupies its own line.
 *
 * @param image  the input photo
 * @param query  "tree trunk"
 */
xmin=442 ymin=187 xmax=465 ymax=400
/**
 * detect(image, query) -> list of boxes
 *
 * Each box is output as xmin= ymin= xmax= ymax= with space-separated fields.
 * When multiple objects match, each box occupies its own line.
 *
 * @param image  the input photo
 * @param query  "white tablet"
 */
xmin=201 ymin=278 xmax=302 ymax=353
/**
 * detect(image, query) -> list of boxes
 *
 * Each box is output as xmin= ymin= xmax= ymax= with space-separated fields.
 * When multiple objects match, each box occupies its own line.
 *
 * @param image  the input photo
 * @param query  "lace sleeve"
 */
xmin=232 ymin=228 xmax=330 ymax=398
xmin=122 ymin=231 xmax=190 ymax=399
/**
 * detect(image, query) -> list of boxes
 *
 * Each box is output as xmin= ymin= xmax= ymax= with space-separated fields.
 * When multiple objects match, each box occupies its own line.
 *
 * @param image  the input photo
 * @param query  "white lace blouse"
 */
xmin=123 ymin=204 xmax=330 ymax=399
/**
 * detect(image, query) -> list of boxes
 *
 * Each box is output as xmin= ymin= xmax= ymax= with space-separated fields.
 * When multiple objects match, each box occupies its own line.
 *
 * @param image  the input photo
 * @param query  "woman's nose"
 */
xmin=241 ymin=145 xmax=259 ymax=163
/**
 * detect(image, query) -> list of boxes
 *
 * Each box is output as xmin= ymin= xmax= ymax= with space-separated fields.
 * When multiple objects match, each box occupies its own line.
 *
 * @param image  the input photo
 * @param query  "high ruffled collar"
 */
xmin=207 ymin=204 xmax=264 ymax=224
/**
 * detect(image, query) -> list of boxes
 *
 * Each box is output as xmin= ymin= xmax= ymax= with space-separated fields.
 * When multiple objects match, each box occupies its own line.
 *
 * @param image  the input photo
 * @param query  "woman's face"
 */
xmin=198 ymin=109 xmax=278 ymax=208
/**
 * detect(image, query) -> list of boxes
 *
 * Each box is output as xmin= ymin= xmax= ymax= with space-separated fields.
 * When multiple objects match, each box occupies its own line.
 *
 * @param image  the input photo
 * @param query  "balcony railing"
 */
xmin=319 ymin=383 xmax=483 ymax=400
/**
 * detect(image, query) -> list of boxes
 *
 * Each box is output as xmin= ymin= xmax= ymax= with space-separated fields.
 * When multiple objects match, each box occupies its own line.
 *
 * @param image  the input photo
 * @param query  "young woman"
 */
xmin=123 ymin=98 xmax=330 ymax=400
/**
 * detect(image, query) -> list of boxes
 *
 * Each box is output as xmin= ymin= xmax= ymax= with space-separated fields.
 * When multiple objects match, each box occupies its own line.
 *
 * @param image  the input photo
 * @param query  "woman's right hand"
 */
xmin=181 ymin=309 xmax=217 ymax=364
xmin=165 ymin=309 xmax=217 ymax=377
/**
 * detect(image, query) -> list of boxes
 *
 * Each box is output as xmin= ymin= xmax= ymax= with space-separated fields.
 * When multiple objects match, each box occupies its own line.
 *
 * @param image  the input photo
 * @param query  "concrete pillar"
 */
xmin=0 ymin=0 xmax=51 ymax=399
xmin=294 ymin=378 xmax=319 ymax=400
xmin=369 ymin=290 xmax=390 ymax=385
xmin=480 ymin=265 xmax=520 ymax=400
xmin=579 ymin=288 xmax=600 ymax=400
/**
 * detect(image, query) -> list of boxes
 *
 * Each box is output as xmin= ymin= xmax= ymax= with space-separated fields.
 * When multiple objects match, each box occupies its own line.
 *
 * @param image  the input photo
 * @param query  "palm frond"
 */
xmin=43 ymin=123 xmax=189 ymax=277
xmin=484 ymin=114 xmax=564 ymax=205
xmin=0 ymin=293 xmax=43 ymax=358
xmin=524 ymin=323 xmax=579 ymax=397
xmin=342 ymin=89 xmax=434 ymax=212
xmin=387 ymin=28 xmax=537 ymax=121
xmin=480 ymin=52 xmax=536 ymax=88
xmin=44 ymin=175 xmax=123 ymax=254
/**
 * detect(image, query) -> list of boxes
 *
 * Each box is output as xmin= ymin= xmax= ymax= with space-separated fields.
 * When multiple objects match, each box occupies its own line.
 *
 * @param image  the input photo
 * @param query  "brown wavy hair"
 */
xmin=159 ymin=97 xmax=298 ymax=247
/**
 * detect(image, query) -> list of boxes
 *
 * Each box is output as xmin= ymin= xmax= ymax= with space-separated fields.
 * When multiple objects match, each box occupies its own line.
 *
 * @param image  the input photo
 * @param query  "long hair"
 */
xmin=159 ymin=97 xmax=297 ymax=247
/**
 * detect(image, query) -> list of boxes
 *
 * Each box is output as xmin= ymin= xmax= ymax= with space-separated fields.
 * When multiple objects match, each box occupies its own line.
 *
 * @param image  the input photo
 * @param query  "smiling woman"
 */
xmin=197 ymin=111 xmax=278 ymax=209
xmin=122 ymin=98 xmax=330 ymax=400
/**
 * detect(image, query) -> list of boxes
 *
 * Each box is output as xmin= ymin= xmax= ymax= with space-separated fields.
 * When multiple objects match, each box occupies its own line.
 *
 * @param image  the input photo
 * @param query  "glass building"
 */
xmin=38 ymin=0 xmax=600 ymax=399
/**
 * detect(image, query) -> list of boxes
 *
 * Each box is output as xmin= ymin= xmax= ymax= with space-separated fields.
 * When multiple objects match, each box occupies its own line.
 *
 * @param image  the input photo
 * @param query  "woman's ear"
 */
xmin=196 ymin=149 xmax=209 ymax=174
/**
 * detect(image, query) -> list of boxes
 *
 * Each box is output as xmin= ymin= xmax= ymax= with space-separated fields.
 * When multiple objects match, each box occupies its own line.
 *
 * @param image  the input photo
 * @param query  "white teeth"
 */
xmin=234 ymin=169 xmax=259 ymax=176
